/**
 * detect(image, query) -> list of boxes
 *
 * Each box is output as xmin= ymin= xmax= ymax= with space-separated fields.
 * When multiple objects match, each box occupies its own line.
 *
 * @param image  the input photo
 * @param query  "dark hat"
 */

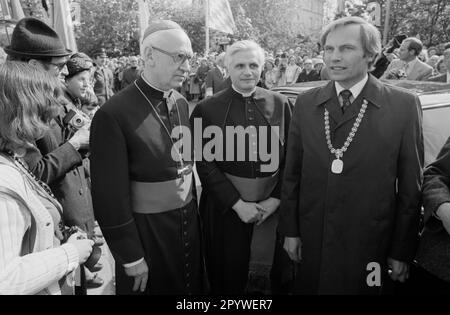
xmin=93 ymin=48 xmax=107 ymax=58
xmin=142 ymin=20 xmax=182 ymax=42
xmin=66 ymin=52 xmax=94 ymax=79
xmin=4 ymin=18 xmax=71 ymax=59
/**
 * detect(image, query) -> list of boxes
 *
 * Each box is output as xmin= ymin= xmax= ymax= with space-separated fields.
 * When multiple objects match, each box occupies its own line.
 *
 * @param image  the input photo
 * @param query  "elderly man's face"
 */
xmin=228 ymin=49 xmax=262 ymax=94
xmin=324 ymin=24 xmax=372 ymax=89
xmin=147 ymin=30 xmax=193 ymax=90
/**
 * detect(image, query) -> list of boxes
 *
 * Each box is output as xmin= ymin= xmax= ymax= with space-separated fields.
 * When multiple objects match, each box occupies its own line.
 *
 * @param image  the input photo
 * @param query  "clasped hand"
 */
xmin=232 ymin=198 xmax=280 ymax=225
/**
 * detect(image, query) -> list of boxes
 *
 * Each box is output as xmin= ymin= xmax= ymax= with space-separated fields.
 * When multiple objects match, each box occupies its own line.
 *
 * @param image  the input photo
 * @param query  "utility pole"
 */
xmin=383 ymin=0 xmax=392 ymax=45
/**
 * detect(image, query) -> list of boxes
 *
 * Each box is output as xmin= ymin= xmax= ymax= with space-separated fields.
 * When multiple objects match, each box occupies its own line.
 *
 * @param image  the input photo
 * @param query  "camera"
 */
xmin=63 ymin=109 xmax=91 ymax=130
xmin=62 ymin=226 xmax=102 ymax=271
xmin=385 ymin=34 xmax=407 ymax=54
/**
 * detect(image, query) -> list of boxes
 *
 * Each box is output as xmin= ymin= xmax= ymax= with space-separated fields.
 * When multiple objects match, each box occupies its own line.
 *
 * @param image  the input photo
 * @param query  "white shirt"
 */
xmin=335 ymin=74 xmax=369 ymax=105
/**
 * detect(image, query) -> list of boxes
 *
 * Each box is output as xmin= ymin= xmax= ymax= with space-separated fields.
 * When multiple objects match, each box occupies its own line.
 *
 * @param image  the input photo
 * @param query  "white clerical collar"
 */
xmin=232 ymin=84 xmax=256 ymax=98
xmin=335 ymin=74 xmax=368 ymax=100
xmin=141 ymin=73 xmax=173 ymax=98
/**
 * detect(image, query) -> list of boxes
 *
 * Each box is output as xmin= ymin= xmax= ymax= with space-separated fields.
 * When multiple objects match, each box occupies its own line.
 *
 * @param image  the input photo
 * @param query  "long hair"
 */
xmin=0 ymin=61 xmax=61 ymax=152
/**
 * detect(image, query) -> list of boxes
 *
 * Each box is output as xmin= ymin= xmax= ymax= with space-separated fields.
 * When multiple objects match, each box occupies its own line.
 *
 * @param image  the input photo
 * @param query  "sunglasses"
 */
xmin=151 ymin=46 xmax=193 ymax=64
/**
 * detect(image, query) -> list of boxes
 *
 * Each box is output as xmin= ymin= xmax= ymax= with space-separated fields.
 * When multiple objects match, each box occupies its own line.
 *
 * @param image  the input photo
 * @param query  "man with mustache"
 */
xmin=90 ymin=20 xmax=204 ymax=295
xmin=279 ymin=17 xmax=423 ymax=294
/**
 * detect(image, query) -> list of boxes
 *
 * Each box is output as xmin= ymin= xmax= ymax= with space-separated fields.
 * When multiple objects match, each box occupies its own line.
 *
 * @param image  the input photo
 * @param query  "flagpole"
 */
xmin=205 ymin=0 xmax=210 ymax=54
xmin=383 ymin=0 xmax=392 ymax=46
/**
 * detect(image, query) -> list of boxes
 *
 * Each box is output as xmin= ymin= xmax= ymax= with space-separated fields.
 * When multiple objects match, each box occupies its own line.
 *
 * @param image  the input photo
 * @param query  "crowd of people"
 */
xmin=0 ymin=14 xmax=450 ymax=296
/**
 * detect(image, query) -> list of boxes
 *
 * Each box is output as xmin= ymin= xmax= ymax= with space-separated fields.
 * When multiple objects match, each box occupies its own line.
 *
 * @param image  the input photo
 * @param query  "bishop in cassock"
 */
xmin=90 ymin=20 xmax=204 ymax=295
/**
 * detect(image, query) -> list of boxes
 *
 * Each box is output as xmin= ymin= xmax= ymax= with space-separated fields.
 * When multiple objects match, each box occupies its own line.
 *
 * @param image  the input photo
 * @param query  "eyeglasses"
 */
xmin=151 ymin=46 xmax=193 ymax=64
xmin=47 ymin=61 xmax=67 ymax=70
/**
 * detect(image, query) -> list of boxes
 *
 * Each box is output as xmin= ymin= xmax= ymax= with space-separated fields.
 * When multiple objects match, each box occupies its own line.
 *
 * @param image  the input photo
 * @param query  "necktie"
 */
xmin=340 ymin=90 xmax=353 ymax=113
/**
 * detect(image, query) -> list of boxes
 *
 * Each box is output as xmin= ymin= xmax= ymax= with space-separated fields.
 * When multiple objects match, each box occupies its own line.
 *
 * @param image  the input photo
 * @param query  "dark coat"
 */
xmin=279 ymin=75 xmax=424 ymax=294
xmin=121 ymin=67 xmax=142 ymax=90
xmin=416 ymin=137 xmax=450 ymax=283
xmin=24 ymin=100 xmax=95 ymax=234
xmin=296 ymin=69 xmax=321 ymax=83
xmin=93 ymin=66 xmax=114 ymax=104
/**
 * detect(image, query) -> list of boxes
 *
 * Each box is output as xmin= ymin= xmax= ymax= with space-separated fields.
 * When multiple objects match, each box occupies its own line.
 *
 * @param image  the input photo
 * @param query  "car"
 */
xmin=272 ymin=80 xmax=450 ymax=166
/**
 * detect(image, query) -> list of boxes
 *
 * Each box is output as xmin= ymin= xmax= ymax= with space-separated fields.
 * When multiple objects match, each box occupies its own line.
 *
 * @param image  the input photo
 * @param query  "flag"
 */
xmin=138 ymin=0 xmax=150 ymax=42
xmin=53 ymin=0 xmax=77 ymax=52
xmin=10 ymin=0 xmax=25 ymax=20
xmin=208 ymin=0 xmax=235 ymax=34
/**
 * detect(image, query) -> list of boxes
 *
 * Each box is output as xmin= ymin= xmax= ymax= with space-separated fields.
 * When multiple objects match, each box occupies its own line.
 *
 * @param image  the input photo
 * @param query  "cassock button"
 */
xmin=184 ymin=231 xmax=188 ymax=236
xmin=79 ymin=189 xmax=83 ymax=195
xmin=184 ymin=221 xmax=188 ymax=226
xmin=185 ymin=253 xmax=189 ymax=258
xmin=187 ymin=283 xmax=191 ymax=288
xmin=248 ymin=117 xmax=254 ymax=121
xmin=185 ymin=242 xmax=189 ymax=247
xmin=186 ymin=263 xmax=189 ymax=268
xmin=186 ymin=273 xmax=190 ymax=278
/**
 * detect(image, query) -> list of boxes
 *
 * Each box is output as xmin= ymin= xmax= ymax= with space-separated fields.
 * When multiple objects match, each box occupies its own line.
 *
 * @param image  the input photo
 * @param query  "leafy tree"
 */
xmin=75 ymin=0 xmax=140 ymax=56
xmin=334 ymin=0 xmax=449 ymax=47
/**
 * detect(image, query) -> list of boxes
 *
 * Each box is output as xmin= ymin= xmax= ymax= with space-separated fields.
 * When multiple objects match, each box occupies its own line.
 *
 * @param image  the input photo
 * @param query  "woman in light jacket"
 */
xmin=0 ymin=61 xmax=94 ymax=295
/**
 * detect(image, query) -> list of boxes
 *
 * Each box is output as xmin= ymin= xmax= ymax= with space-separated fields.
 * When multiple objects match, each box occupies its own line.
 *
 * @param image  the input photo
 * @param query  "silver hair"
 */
xmin=224 ymin=40 xmax=265 ymax=69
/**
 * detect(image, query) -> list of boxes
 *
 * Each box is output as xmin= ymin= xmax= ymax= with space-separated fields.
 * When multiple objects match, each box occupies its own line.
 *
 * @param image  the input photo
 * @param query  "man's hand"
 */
xmin=256 ymin=198 xmax=280 ymax=226
xmin=232 ymin=199 xmax=265 ymax=224
xmin=436 ymin=203 xmax=450 ymax=234
xmin=124 ymin=260 xmax=149 ymax=293
xmin=68 ymin=127 xmax=90 ymax=151
xmin=283 ymin=237 xmax=302 ymax=263
xmin=387 ymin=258 xmax=409 ymax=283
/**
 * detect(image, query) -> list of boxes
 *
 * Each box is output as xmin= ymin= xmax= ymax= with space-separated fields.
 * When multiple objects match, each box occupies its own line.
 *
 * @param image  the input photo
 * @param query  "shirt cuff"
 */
xmin=60 ymin=243 xmax=80 ymax=273
xmin=123 ymin=258 xmax=144 ymax=269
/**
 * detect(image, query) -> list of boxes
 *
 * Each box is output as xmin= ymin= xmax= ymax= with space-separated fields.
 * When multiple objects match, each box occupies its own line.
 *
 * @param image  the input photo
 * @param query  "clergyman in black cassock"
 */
xmin=90 ymin=20 xmax=204 ymax=295
xmin=192 ymin=40 xmax=293 ymax=294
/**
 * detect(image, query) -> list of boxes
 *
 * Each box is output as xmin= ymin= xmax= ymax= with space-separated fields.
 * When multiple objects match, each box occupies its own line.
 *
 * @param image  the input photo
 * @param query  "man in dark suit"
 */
xmin=413 ymin=138 xmax=450 ymax=294
xmin=205 ymin=52 xmax=227 ymax=97
xmin=93 ymin=48 xmax=114 ymax=105
xmin=279 ymin=17 xmax=423 ymax=294
xmin=90 ymin=20 xmax=204 ymax=295
xmin=428 ymin=48 xmax=450 ymax=83
xmin=192 ymin=40 xmax=293 ymax=294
